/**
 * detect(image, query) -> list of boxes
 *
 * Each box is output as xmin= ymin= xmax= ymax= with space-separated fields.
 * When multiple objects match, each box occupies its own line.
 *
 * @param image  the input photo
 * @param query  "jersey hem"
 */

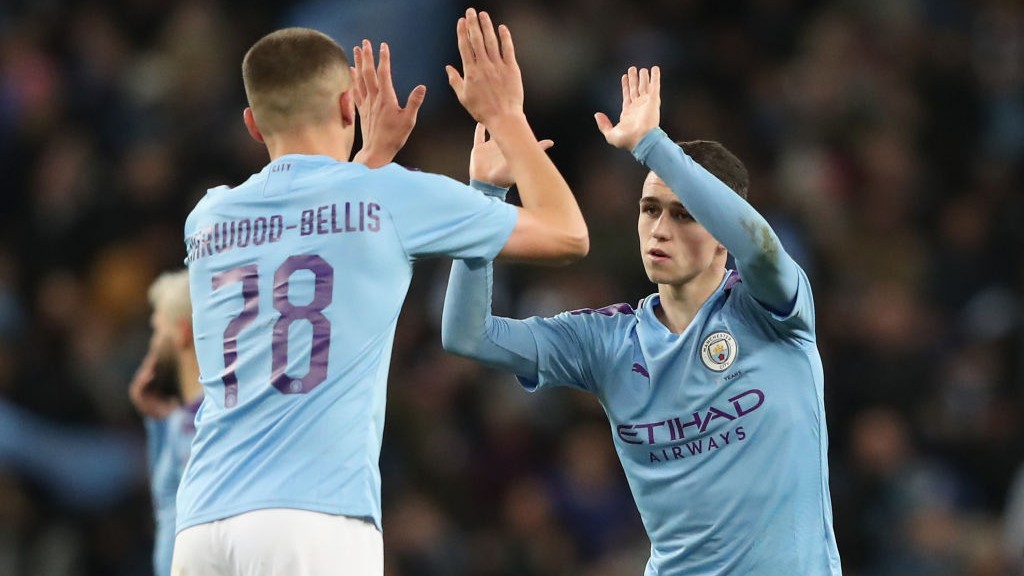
xmin=177 ymin=500 xmax=382 ymax=534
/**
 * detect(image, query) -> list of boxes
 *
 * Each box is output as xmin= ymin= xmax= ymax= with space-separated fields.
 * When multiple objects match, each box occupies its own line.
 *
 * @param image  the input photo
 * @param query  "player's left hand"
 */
xmin=351 ymin=40 xmax=427 ymax=168
xmin=595 ymin=65 xmax=661 ymax=151
xmin=469 ymin=122 xmax=553 ymax=188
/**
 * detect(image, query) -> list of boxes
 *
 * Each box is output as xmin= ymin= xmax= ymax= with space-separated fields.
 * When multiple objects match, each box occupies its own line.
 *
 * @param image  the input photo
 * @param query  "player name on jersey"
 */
xmin=185 ymin=201 xmax=381 ymax=264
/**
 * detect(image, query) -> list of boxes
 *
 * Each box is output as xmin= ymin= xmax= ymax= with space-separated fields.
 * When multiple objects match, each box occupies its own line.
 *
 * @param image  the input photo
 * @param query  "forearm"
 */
xmin=441 ymin=257 xmax=540 ymax=376
xmin=441 ymin=180 xmax=540 ymax=373
xmin=487 ymin=113 xmax=587 ymax=255
xmin=634 ymin=128 xmax=800 ymax=311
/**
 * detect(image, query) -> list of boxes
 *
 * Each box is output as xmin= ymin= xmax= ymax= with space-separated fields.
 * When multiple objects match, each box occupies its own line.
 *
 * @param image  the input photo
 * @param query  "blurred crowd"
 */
xmin=0 ymin=0 xmax=1022 ymax=575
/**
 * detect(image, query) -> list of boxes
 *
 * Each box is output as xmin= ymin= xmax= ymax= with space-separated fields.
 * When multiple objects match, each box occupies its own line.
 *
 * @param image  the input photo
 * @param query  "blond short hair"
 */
xmin=242 ymin=27 xmax=351 ymax=135
xmin=148 ymin=270 xmax=191 ymax=324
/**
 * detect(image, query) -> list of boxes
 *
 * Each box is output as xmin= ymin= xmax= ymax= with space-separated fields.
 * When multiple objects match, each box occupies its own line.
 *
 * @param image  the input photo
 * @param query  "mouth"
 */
xmin=647 ymin=248 xmax=670 ymax=262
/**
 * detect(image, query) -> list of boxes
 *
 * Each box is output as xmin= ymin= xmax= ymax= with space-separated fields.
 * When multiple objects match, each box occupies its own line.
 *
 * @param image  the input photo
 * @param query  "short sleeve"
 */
xmin=381 ymin=167 xmax=518 ymax=261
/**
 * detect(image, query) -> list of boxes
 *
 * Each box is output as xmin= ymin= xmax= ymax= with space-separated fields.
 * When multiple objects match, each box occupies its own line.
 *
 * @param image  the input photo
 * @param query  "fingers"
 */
xmin=456 ymin=16 xmax=475 ymax=66
xmin=465 ymin=9 xmax=488 ymax=64
xmin=446 ymin=64 xmax=464 ymax=94
xmin=377 ymin=42 xmax=396 ymax=100
xmin=358 ymin=39 xmax=379 ymax=96
xmin=351 ymin=45 xmax=367 ymax=102
xmin=350 ymin=67 xmax=362 ymax=102
xmin=622 ymin=66 xmax=659 ymax=104
xmin=594 ymin=112 xmax=613 ymax=136
xmin=627 ymin=66 xmax=639 ymax=102
xmin=478 ymin=10 xmax=501 ymax=60
xmin=404 ymin=84 xmax=427 ymax=116
xmin=538 ymin=138 xmax=554 ymax=151
xmin=498 ymin=24 xmax=516 ymax=65
xmin=474 ymin=122 xmax=487 ymax=145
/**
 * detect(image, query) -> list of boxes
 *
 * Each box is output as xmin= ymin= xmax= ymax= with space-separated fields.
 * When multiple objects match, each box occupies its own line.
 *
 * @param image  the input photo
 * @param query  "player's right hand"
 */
xmin=128 ymin=349 xmax=179 ymax=419
xmin=446 ymin=8 xmax=524 ymax=125
xmin=595 ymin=66 xmax=662 ymax=151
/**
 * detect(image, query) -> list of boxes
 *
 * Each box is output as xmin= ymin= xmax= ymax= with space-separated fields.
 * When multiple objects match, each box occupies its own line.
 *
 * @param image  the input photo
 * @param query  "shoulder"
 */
xmin=555 ymin=302 xmax=639 ymax=335
xmin=358 ymin=164 xmax=476 ymax=202
xmin=723 ymin=270 xmax=816 ymax=340
xmin=566 ymin=302 xmax=637 ymax=319
xmin=372 ymin=163 xmax=454 ymax=185
xmin=184 ymin=185 xmax=230 ymax=233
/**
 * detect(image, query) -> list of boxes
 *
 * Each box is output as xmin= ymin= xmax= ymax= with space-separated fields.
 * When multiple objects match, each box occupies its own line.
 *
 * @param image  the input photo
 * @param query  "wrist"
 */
xmin=481 ymin=112 xmax=531 ymax=139
xmin=470 ymin=179 xmax=510 ymax=200
xmin=353 ymin=147 xmax=393 ymax=169
xmin=630 ymin=126 xmax=667 ymax=164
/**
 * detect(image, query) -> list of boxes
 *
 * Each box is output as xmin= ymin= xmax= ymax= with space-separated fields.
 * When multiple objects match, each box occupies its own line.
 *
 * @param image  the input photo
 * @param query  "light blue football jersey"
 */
xmin=517 ymin=269 xmax=842 ymax=575
xmin=145 ymin=400 xmax=199 ymax=576
xmin=177 ymin=155 xmax=517 ymax=532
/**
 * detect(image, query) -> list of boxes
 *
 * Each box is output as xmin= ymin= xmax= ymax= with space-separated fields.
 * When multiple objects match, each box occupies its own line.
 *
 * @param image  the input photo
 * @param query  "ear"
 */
xmin=339 ymin=90 xmax=355 ymax=128
xmin=243 ymin=107 xmax=265 ymax=143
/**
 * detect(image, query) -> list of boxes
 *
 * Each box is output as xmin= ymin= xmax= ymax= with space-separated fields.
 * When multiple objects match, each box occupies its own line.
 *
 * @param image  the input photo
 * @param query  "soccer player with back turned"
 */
xmin=172 ymin=8 xmax=587 ymax=576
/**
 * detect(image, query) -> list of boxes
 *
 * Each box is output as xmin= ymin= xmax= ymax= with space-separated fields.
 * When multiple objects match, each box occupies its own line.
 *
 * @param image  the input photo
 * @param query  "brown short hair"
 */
xmin=678 ymin=140 xmax=749 ymax=199
xmin=242 ymin=28 xmax=350 ymax=135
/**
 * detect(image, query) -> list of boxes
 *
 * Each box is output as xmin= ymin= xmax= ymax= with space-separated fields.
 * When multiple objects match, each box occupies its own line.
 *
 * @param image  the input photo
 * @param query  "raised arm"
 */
xmin=447 ymin=8 xmax=587 ymax=265
xmin=350 ymin=40 xmax=427 ymax=168
xmin=596 ymin=66 xmax=800 ymax=314
xmin=441 ymin=123 xmax=551 ymax=373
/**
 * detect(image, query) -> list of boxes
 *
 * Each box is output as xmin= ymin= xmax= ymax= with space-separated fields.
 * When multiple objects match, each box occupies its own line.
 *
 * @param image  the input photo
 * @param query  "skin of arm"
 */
xmin=596 ymin=66 xmax=799 ymax=313
xmin=447 ymin=8 xmax=588 ymax=265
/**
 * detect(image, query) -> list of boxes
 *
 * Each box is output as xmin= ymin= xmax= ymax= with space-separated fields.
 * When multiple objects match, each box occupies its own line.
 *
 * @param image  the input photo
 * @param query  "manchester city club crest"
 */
xmin=700 ymin=331 xmax=738 ymax=372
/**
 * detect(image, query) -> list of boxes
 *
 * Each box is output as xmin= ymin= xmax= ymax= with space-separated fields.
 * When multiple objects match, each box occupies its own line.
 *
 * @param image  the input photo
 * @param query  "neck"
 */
xmin=178 ymin=349 xmax=203 ymax=404
xmin=654 ymin=267 xmax=727 ymax=334
xmin=264 ymin=124 xmax=354 ymax=163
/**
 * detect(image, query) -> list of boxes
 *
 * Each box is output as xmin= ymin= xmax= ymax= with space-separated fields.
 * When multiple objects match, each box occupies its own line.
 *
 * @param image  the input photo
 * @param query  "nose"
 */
xmin=650 ymin=214 xmax=671 ymax=240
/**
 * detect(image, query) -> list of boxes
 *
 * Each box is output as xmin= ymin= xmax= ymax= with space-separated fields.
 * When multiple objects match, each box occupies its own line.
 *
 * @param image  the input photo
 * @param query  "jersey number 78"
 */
xmin=211 ymin=255 xmax=333 ymax=407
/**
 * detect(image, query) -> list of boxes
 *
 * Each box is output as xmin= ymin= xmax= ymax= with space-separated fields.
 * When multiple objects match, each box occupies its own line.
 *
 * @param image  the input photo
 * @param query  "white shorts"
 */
xmin=171 ymin=509 xmax=383 ymax=576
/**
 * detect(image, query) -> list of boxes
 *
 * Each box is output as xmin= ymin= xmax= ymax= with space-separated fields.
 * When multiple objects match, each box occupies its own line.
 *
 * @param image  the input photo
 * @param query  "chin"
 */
xmin=643 ymin=262 xmax=673 ymax=284
xmin=644 ymin=269 xmax=671 ymax=285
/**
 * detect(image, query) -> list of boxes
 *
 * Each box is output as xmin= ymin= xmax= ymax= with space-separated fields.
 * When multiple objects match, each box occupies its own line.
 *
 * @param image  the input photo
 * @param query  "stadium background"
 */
xmin=0 ymin=0 xmax=1021 ymax=574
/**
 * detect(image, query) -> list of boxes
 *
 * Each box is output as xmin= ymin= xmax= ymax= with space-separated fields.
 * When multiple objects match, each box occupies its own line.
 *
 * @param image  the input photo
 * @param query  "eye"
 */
xmin=641 ymin=205 xmax=659 ymax=216
xmin=672 ymin=211 xmax=694 ymax=221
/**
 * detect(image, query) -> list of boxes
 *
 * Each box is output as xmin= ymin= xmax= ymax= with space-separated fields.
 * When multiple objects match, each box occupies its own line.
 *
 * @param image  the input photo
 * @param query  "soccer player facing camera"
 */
xmin=443 ymin=66 xmax=842 ymax=575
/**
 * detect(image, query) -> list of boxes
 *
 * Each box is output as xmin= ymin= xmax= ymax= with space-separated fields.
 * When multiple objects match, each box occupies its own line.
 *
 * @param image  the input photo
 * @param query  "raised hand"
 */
xmin=351 ymin=39 xmax=427 ymax=168
xmin=128 ymin=349 xmax=179 ymax=419
xmin=446 ymin=8 xmax=523 ymax=125
xmin=595 ymin=65 xmax=661 ymax=151
xmin=469 ymin=123 xmax=553 ymax=188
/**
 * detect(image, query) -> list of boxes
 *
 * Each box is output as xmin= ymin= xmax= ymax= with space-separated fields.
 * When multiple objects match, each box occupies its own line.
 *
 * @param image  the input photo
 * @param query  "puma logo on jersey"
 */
xmin=632 ymin=363 xmax=650 ymax=379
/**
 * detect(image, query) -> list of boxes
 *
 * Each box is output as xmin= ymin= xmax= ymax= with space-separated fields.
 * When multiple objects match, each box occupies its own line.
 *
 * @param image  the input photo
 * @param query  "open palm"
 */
xmin=595 ymin=66 xmax=661 ymax=151
xmin=469 ymin=123 xmax=553 ymax=187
